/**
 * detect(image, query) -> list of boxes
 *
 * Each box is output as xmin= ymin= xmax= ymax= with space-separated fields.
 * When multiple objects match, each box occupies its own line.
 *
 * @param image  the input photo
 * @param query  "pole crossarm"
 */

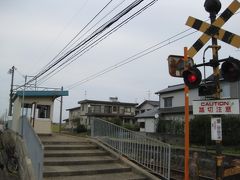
xmin=186 ymin=0 xmax=240 ymax=58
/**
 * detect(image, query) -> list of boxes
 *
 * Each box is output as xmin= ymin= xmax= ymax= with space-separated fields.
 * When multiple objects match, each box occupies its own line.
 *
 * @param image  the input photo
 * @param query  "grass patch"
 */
xmin=52 ymin=123 xmax=65 ymax=133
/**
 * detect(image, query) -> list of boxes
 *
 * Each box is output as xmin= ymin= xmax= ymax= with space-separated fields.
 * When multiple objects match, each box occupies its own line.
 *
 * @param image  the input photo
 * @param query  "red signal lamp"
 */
xmin=183 ymin=67 xmax=202 ymax=88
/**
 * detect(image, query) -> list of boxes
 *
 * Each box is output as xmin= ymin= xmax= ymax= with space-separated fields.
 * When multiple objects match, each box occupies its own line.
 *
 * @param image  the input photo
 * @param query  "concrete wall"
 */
xmin=12 ymin=96 xmax=54 ymax=134
xmin=138 ymin=118 xmax=158 ymax=133
xmin=34 ymin=120 xmax=51 ymax=134
xmin=137 ymin=103 xmax=155 ymax=114
xmin=2 ymin=130 xmax=36 ymax=180
xmin=160 ymin=88 xmax=199 ymax=108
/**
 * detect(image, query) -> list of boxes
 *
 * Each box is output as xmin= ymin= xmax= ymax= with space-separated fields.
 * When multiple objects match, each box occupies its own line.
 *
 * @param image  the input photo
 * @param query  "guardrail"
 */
xmin=21 ymin=117 xmax=43 ymax=180
xmin=91 ymin=118 xmax=171 ymax=180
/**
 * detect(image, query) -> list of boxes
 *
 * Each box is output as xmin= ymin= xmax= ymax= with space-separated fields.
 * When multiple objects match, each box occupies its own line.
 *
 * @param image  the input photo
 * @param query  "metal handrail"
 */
xmin=21 ymin=117 xmax=43 ymax=180
xmin=91 ymin=118 xmax=171 ymax=180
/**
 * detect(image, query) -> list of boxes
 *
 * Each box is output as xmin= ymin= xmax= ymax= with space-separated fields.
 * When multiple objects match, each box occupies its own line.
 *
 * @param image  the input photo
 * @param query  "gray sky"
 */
xmin=0 ymin=0 xmax=239 ymax=121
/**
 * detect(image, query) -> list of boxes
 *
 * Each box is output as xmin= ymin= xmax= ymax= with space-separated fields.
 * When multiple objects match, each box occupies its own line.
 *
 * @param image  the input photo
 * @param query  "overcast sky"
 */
xmin=0 ymin=0 xmax=239 ymax=121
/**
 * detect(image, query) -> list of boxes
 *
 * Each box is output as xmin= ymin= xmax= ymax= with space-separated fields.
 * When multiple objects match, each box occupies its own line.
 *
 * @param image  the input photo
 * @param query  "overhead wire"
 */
xmin=66 ymin=12 xmax=240 ymax=90
xmin=66 ymin=28 xmax=197 ymax=90
xmin=34 ymin=0 xmax=153 ymax=85
xmin=17 ymin=3 xmax=240 ymax=91
xmin=60 ymin=0 xmax=127 ymax=55
xmin=37 ymin=0 xmax=158 ymax=85
xmin=34 ymin=0 xmax=114 ymax=79
xmin=35 ymin=0 xmax=90 ymax=74
xmin=14 ymin=0 xmax=118 ymax=91
xmin=23 ymin=0 xmax=146 ymax=88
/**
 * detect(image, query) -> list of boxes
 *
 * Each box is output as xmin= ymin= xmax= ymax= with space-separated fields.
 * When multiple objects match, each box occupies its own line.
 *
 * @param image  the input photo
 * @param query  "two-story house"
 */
xmin=155 ymin=77 xmax=240 ymax=121
xmin=65 ymin=106 xmax=81 ymax=129
xmin=135 ymin=100 xmax=159 ymax=133
xmin=135 ymin=100 xmax=159 ymax=115
xmin=66 ymin=98 xmax=138 ymax=130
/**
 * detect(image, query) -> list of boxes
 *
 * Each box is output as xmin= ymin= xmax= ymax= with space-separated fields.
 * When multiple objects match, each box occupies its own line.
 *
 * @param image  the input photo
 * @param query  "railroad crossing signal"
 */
xmin=186 ymin=16 xmax=240 ymax=49
xmin=221 ymin=57 xmax=240 ymax=82
xmin=186 ymin=0 xmax=240 ymax=58
xmin=182 ymin=67 xmax=202 ymax=88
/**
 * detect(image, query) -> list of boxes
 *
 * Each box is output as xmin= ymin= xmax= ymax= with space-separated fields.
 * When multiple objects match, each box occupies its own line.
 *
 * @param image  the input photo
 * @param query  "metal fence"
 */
xmin=21 ymin=117 xmax=43 ymax=180
xmin=91 ymin=118 xmax=171 ymax=180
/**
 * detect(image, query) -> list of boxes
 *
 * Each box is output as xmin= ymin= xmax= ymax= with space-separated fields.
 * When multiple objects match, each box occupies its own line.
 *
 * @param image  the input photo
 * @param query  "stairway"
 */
xmin=40 ymin=134 xmax=149 ymax=180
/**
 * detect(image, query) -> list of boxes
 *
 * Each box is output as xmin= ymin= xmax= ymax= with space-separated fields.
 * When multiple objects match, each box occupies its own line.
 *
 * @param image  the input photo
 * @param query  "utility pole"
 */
xmin=204 ymin=0 xmax=223 ymax=179
xmin=59 ymin=86 xmax=63 ymax=133
xmin=8 ymin=66 xmax=15 ymax=116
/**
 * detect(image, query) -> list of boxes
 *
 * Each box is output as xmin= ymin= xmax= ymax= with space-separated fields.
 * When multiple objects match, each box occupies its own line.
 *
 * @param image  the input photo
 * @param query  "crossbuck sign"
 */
xmin=186 ymin=0 xmax=240 ymax=58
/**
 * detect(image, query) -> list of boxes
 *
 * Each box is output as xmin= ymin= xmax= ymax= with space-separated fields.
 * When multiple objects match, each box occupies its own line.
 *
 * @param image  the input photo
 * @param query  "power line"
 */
xmin=34 ymin=0 xmax=114 ymax=79
xmin=66 ymin=29 xmax=197 ymax=90
xmin=60 ymin=0 xmax=127 ymax=56
xmin=22 ymin=0 xmax=146 ymax=88
xmin=65 ymin=12 xmax=240 ymax=90
xmin=34 ymin=0 xmax=90 ymax=74
xmin=37 ymin=0 xmax=158 ymax=85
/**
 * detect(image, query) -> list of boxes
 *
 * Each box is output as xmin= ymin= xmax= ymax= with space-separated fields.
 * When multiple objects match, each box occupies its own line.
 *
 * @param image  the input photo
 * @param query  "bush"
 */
xmin=157 ymin=119 xmax=184 ymax=135
xmin=75 ymin=124 xmax=87 ymax=133
xmin=222 ymin=115 xmax=240 ymax=146
xmin=190 ymin=115 xmax=212 ymax=145
xmin=190 ymin=115 xmax=240 ymax=146
xmin=108 ymin=117 xmax=122 ymax=126
xmin=123 ymin=123 xmax=140 ymax=131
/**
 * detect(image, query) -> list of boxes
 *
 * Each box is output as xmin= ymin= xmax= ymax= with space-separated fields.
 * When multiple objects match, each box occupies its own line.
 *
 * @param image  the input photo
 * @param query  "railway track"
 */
xmin=170 ymin=168 xmax=214 ymax=180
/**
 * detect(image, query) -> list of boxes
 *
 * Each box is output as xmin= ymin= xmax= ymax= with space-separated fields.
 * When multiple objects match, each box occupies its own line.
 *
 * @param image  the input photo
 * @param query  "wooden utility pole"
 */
xmin=59 ymin=86 xmax=63 ymax=133
xmin=8 ymin=66 xmax=15 ymax=116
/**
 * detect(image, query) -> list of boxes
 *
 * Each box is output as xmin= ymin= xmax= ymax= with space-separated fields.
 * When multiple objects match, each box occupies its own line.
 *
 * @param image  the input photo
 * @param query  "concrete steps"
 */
xmin=44 ymin=156 xmax=118 ymax=166
xmin=40 ymin=134 xmax=149 ymax=180
xmin=44 ymin=163 xmax=132 ymax=177
xmin=44 ymin=172 xmax=148 ymax=180
xmin=44 ymin=149 xmax=109 ymax=157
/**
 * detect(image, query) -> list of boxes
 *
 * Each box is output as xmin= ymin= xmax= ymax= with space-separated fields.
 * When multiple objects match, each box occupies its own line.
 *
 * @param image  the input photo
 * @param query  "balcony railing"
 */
xmin=91 ymin=118 xmax=171 ymax=180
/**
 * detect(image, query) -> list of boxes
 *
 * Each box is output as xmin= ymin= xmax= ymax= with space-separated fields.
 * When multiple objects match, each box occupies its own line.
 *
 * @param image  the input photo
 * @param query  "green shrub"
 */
xmin=190 ymin=115 xmax=212 ymax=145
xmin=222 ymin=115 xmax=240 ymax=146
xmin=123 ymin=123 xmax=140 ymax=131
xmin=190 ymin=115 xmax=240 ymax=146
xmin=157 ymin=119 xmax=184 ymax=135
xmin=108 ymin=117 xmax=122 ymax=126
xmin=75 ymin=124 xmax=87 ymax=133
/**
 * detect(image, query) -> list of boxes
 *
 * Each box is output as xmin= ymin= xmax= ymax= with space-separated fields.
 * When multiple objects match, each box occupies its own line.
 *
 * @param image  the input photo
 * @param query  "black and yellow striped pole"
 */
xmin=204 ymin=0 xmax=223 ymax=179
xmin=184 ymin=1 xmax=240 ymax=179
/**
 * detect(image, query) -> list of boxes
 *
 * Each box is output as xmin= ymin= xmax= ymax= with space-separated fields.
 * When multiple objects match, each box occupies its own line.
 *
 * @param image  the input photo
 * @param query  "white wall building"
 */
xmin=136 ymin=108 xmax=159 ymax=133
xmin=12 ymin=90 xmax=68 ymax=134
xmin=155 ymin=79 xmax=240 ymax=121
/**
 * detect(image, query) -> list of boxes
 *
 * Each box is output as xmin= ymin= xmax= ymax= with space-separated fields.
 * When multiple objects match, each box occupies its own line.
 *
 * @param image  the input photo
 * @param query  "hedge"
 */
xmin=190 ymin=115 xmax=240 ymax=146
xmin=157 ymin=115 xmax=240 ymax=146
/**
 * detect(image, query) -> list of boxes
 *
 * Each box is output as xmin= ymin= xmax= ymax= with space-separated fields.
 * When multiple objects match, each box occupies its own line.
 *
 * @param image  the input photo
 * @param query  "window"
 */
xmin=124 ymin=107 xmax=131 ymax=113
xmin=92 ymin=105 xmax=101 ymax=113
xmin=104 ymin=106 xmax=112 ymax=113
xmin=164 ymin=97 xmax=173 ymax=108
xmin=140 ymin=109 xmax=145 ymax=113
xmin=23 ymin=103 xmax=32 ymax=118
xmin=140 ymin=122 xmax=145 ymax=128
xmin=37 ymin=105 xmax=50 ymax=118
xmin=81 ymin=105 xmax=84 ymax=111
xmin=112 ymin=106 xmax=117 ymax=112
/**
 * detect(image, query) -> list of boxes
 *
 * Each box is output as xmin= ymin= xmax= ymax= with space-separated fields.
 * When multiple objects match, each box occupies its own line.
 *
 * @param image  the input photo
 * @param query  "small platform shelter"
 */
xmin=12 ymin=90 xmax=68 ymax=135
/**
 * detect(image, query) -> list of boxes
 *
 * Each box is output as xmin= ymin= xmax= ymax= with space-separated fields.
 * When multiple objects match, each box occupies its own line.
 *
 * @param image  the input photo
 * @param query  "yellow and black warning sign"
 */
xmin=186 ymin=0 xmax=240 ymax=58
